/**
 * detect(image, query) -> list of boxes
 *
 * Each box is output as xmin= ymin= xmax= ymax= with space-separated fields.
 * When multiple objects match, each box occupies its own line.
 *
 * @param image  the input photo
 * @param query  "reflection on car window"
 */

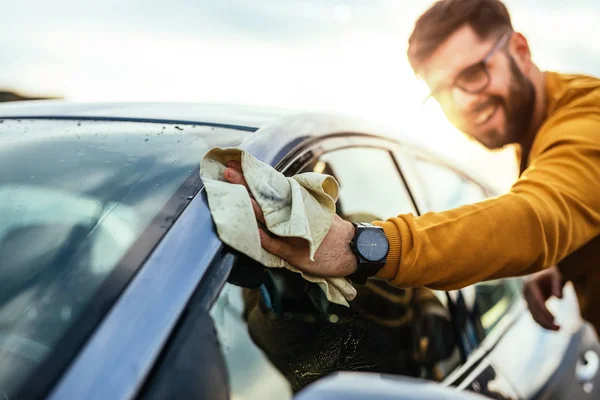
xmin=475 ymin=280 xmax=522 ymax=333
xmin=411 ymin=158 xmax=487 ymax=212
xmin=0 ymin=119 xmax=245 ymax=397
xmin=210 ymin=283 xmax=292 ymax=400
xmin=212 ymin=271 xmax=464 ymax=395
xmin=409 ymin=158 xmax=520 ymax=335
xmin=316 ymin=147 xmax=417 ymax=221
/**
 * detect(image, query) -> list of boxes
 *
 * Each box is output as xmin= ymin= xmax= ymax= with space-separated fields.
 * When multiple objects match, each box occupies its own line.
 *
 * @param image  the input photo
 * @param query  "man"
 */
xmin=224 ymin=0 xmax=600 ymax=334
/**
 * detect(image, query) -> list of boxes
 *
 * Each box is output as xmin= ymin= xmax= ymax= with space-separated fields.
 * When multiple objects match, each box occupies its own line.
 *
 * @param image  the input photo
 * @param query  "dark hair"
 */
xmin=408 ymin=0 xmax=513 ymax=74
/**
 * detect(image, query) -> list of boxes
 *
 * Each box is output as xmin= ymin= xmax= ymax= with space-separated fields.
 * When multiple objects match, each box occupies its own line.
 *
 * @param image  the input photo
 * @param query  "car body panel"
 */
xmin=488 ymin=285 xmax=600 ymax=399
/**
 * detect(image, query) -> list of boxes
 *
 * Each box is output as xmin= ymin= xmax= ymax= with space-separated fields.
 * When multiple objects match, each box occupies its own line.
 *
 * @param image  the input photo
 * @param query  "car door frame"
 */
xmin=274 ymin=133 xmax=521 ymax=392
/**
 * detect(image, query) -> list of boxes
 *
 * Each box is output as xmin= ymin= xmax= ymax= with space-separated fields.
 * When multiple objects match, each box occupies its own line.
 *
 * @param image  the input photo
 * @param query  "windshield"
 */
xmin=0 ymin=118 xmax=245 ymax=397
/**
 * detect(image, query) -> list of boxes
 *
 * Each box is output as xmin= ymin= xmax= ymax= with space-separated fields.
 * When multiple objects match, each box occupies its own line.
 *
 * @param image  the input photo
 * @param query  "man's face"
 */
xmin=420 ymin=25 xmax=535 ymax=149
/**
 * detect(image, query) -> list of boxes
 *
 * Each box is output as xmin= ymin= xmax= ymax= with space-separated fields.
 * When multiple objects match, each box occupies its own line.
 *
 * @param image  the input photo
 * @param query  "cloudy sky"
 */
xmin=2 ymin=0 xmax=599 ymax=189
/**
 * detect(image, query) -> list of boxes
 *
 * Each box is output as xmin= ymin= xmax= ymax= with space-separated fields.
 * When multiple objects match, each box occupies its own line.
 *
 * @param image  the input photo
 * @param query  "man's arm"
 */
xmin=374 ymin=114 xmax=600 ymax=289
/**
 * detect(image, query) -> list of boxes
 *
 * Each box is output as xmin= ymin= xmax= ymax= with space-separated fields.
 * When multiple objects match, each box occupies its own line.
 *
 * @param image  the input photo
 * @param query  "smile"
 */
xmin=474 ymin=102 xmax=499 ymax=126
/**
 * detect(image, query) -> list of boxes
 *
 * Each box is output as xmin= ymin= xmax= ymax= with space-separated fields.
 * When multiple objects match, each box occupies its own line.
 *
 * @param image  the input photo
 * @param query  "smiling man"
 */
xmin=224 ymin=0 xmax=600 ymax=335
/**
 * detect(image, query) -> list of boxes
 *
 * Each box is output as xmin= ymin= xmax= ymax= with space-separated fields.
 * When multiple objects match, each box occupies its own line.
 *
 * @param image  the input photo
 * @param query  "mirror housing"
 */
xmin=295 ymin=372 xmax=488 ymax=400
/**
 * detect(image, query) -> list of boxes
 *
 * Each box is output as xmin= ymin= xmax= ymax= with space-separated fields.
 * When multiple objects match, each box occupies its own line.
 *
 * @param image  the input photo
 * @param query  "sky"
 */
xmin=2 ymin=0 xmax=599 ymax=190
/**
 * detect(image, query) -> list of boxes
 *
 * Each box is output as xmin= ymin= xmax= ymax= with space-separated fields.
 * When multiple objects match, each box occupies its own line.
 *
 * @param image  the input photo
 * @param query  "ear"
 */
xmin=508 ymin=32 xmax=532 ymax=73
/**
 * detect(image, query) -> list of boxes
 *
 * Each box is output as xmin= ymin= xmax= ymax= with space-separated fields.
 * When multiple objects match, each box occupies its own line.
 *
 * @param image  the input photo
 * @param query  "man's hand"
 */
xmin=523 ymin=266 xmax=565 ymax=331
xmin=223 ymin=161 xmax=358 ymax=278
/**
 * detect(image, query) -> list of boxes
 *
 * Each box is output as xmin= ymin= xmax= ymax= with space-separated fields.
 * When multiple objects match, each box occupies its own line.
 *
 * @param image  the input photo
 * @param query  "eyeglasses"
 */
xmin=424 ymin=31 xmax=512 ymax=104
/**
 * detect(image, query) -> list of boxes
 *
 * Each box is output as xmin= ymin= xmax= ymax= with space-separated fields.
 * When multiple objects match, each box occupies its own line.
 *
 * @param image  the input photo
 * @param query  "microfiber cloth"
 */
xmin=200 ymin=147 xmax=357 ymax=306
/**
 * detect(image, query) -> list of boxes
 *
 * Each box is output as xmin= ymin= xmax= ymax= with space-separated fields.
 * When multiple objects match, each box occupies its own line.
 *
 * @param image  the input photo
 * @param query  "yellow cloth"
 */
xmin=201 ymin=147 xmax=356 ymax=306
xmin=374 ymin=72 xmax=600 ymax=332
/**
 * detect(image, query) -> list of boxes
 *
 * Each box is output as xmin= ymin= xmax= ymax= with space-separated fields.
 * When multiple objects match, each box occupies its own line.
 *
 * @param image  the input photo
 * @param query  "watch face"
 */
xmin=356 ymin=228 xmax=389 ymax=262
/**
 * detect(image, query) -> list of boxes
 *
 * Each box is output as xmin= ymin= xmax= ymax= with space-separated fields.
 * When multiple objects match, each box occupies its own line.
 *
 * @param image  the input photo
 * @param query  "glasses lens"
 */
xmin=456 ymin=63 xmax=489 ymax=93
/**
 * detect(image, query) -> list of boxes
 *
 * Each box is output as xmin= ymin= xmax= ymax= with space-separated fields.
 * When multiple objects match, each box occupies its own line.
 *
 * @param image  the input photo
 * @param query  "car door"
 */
xmin=397 ymin=148 xmax=522 ymax=399
xmin=157 ymin=133 xmax=469 ymax=399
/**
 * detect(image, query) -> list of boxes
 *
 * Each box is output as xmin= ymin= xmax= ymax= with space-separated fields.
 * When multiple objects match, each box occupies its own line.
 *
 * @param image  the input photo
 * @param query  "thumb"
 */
xmin=552 ymin=271 xmax=563 ymax=299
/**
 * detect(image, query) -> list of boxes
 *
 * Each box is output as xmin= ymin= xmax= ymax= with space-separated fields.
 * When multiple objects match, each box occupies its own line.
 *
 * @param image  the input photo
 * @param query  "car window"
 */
xmin=314 ymin=147 xmax=417 ymax=220
xmin=408 ymin=157 xmax=520 ymax=334
xmin=0 ymin=119 xmax=246 ymax=397
xmin=409 ymin=157 xmax=487 ymax=212
xmin=210 ymin=283 xmax=293 ymax=400
xmin=209 ymin=145 xmax=468 ymax=398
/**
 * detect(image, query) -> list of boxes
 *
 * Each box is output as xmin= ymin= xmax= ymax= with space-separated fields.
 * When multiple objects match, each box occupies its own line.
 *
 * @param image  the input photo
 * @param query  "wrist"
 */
xmin=341 ymin=221 xmax=358 ymax=276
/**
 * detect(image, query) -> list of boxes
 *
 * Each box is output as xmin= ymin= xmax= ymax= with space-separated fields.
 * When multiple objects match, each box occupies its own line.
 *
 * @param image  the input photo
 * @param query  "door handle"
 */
xmin=576 ymin=350 xmax=599 ymax=383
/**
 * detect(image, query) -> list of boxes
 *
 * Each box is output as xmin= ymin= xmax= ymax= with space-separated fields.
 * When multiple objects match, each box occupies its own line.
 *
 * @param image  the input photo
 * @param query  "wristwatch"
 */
xmin=348 ymin=222 xmax=389 ymax=284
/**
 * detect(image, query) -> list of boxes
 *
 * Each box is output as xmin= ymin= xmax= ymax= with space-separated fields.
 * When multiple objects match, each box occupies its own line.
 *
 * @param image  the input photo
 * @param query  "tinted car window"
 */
xmin=408 ymin=157 xmax=520 ymax=334
xmin=210 ymin=283 xmax=292 ymax=400
xmin=0 ymin=119 xmax=245 ymax=397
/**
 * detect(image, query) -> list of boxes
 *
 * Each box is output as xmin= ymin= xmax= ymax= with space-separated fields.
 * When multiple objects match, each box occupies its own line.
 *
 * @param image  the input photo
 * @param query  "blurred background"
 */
xmin=2 ymin=0 xmax=599 ymax=190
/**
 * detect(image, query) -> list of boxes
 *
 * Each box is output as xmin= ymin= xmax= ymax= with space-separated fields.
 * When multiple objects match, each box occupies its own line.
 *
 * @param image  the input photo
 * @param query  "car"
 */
xmin=0 ymin=101 xmax=598 ymax=400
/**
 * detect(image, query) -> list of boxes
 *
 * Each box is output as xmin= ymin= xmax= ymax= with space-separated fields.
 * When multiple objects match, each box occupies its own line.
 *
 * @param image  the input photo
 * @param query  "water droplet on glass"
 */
xmin=61 ymin=306 xmax=72 ymax=321
xmin=27 ymin=307 xmax=38 ymax=319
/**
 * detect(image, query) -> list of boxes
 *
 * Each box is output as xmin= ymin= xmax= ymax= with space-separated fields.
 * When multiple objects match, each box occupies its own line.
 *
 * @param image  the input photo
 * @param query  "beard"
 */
xmin=480 ymin=56 xmax=536 ymax=149
xmin=503 ymin=56 xmax=536 ymax=144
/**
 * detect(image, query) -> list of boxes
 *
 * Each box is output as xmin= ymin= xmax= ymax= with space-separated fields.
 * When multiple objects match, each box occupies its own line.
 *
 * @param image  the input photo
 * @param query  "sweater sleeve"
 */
xmin=373 ymin=112 xmax=600 ymax=290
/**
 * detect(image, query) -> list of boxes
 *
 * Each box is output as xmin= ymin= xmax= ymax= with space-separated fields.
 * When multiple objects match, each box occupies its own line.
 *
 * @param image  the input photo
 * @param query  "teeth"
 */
xmin=476 ymin=104 xmax=495 ymax=125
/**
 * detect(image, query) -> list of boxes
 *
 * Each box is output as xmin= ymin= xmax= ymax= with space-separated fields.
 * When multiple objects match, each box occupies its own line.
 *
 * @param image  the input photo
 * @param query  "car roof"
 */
xmin=0 ymin=100 xmax=297 ymax=130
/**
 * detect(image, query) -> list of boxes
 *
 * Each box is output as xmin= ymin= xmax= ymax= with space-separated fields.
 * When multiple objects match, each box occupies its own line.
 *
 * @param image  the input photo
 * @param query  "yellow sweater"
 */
xmin=374 ymin=72 xmax=600 ymax=330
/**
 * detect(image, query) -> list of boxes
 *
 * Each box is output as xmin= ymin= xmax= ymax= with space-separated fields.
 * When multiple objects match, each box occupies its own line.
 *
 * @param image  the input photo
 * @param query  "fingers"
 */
xmin=224 ymin=166 xmax=249 ymax=190
xmin=524 ymin=282 xmax=560 ymax=330
xmin=250 ymin=198 xmax=265 ymax=225
xmin=552 ymin=273 xmax=563 ymax=299
xmin=227 ymin=160 xmax=243 ymax=173
xmin=259 ymin=229 xmax=295 ymax=261
xmin=551 ymin=268 xmax=564 ymax=299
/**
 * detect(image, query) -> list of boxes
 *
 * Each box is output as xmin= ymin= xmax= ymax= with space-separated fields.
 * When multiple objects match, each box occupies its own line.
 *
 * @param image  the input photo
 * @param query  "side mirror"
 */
xmin=295 ymin=372 xmax=488 ymax=400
